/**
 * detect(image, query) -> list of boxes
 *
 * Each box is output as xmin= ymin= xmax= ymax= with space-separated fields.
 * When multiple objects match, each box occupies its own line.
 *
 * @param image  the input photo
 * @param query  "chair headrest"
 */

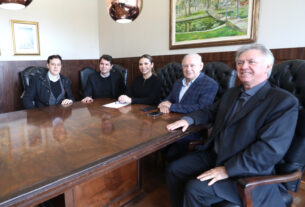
xmin=112 ymin=64 xmax=128 ymax=86
xmin=157 ymin=62 xmax=183 ymax=100
xmin=79 ymin=67 xmax=97 ymax=93
xmin=20 ymin=66 xmax=48 ymax=89
xmin=269 ymin=60 xmax=305 ymax=108
xmin=203 ymin=62 xmax=237 ymax=101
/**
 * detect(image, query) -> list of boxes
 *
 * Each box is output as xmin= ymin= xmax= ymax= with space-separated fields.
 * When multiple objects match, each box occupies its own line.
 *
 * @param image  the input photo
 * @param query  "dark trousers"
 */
xmin=166 ymin=149 xmax=225 ymax=207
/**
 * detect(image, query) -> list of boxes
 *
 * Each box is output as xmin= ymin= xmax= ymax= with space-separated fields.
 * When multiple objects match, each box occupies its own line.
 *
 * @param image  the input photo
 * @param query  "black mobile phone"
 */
xmin=141 ymin=106 xmax=157 ymax=112
xmin=147 ymin=111 xmax=163 ymax=117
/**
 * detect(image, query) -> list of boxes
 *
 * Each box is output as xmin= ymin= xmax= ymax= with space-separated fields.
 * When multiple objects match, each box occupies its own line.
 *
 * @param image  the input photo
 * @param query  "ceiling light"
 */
xmin=0 ymin=0 xmax=32 ymax=10
xmin=107 ymin=0 xmax=142 ymax=24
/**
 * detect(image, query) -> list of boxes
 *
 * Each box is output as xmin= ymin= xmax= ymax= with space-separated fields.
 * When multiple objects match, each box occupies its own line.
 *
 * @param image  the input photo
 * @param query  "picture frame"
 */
xmin=10 ymin=19 xmax=40 ymax=55
xmin=170 ymin=0 xmax=260 ymax=49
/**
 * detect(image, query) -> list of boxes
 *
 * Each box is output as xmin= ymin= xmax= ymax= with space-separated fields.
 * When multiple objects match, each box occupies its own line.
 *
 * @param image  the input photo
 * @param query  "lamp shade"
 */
xmin=0 ymin=0 xmax=32 ymax=10
xmin=107 ymin=0 xmax=142 ymax=24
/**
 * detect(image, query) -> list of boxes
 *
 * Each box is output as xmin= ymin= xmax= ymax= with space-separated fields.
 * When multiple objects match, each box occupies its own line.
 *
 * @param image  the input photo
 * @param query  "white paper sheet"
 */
xmin=103 ymin=101 xmax=130 ymax=109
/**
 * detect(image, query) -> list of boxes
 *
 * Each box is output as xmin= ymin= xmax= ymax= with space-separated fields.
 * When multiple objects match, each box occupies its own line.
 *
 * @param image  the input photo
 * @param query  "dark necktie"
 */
xmin=233 ymin=92 xmax=247 ymax=116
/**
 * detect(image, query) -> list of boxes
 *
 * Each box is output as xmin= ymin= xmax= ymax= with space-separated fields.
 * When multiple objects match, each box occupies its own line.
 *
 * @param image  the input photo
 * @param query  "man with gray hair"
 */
xmin=166 ymin=44 xmax=299 ymax=207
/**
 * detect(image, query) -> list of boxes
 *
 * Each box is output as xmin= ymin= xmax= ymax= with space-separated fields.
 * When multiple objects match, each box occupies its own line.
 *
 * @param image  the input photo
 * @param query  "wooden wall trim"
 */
xmin=1 ymin=47 xmax=305 ymax=113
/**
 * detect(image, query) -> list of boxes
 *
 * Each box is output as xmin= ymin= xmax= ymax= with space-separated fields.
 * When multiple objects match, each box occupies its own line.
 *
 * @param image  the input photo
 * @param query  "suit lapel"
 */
xmin=59 ymin=75 xmax=67 ymax=92
xmin=227 ymin=82 xmax=271 ymax=126
xmin=211 ymin=87 xmax=241 ymax=136
xmin=41 ymin=74 xmax=51 ymax=89
xmin=173 ymin=80 xmax=183 ymax=102
xmin=200 ymin=87 xmax=240 ymax=150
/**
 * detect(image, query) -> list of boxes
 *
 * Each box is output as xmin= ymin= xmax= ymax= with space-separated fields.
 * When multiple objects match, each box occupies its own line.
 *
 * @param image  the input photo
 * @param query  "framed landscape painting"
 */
xmin=170 ymin=0 xmax=260 ymax=49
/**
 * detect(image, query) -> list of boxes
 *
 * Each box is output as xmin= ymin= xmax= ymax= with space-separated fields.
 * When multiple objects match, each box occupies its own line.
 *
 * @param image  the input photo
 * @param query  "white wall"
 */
xmin=0 ymin=0 xmax=100 ymax=61
xmin=1 ymin=0 xmax=304 ymax=61
xmin=98 ymin=0 xmax=305 ymax=58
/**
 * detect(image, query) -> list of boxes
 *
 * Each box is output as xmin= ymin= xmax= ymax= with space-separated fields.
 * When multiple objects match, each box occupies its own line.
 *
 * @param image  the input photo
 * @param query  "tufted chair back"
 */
xmin=112 ymin=64 xmax=128 ymax=87
xmin=79 ymin=67 xmax=97 ymax=97
xmin=20 ymin=66 xmax=48 ymax=98
xmin=157 ymin=62 xmax=184 ymax=100
xmin=203 ymin=62 xmax=237 ymax=102
xmin=269 ymin=59 xmax=305 ymax=192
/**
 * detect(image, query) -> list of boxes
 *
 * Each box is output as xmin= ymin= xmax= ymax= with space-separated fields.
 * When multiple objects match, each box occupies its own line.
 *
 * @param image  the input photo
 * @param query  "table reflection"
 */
xmin=87 ymin=107 xmax=114 ymax=135
xmin=26 ymin=106 xmax=72 ymax=145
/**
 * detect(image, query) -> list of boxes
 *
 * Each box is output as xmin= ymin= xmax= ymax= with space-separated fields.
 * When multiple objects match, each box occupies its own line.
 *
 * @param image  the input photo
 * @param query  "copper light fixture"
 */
xmin=107 ymin=0 xmax=142 ymax=24
xmin=0 ymin=0 xmax=32 ymax=10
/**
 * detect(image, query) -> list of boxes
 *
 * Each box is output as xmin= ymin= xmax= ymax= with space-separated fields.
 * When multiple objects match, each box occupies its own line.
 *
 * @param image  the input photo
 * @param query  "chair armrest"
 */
xmin=236 ymin=170 xmax=302 ymax=207
xmin=237 ymin=170 xmax=302 ymax=190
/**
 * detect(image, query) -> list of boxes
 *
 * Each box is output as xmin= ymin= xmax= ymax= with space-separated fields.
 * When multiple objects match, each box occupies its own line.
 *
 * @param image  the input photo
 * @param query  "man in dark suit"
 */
xmin=81 ymin=55 xmax=125 ymax=103
xmin=158 ymin=53 xmax=218 ymax=161
xmin=166 ymin=44 xmax=299 ymax=207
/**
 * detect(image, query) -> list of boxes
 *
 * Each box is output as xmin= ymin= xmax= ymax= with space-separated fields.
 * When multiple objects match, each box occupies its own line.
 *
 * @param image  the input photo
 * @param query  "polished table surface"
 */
xmin=0 ymin=99 xmax=203 ymax=206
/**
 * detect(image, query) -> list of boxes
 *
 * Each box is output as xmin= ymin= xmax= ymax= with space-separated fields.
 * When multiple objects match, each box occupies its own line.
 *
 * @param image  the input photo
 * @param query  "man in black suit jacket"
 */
xmin=81 ymin=55 xmax=125 ymax=103
xmin=23 ymin=55 xmax=75 ymax=109
xmin=166 ymin=44 xmax=299 ymax=207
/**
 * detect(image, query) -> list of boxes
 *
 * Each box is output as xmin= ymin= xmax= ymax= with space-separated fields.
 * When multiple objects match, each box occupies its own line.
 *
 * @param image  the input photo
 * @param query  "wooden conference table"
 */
xmin=0 ymin=99 xmax=203 ymax=207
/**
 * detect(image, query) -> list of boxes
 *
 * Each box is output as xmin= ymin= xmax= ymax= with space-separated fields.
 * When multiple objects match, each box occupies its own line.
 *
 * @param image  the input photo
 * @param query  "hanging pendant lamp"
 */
xmin=0 ymin=0 xmax=32 ymax=10
xmin=107 ymin=0 xmax=142 ymax=24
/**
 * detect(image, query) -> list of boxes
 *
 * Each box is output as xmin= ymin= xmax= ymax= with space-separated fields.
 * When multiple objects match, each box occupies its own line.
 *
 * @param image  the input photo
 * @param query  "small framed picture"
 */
xmin=11 ymin=19 xmax=40 ymax=55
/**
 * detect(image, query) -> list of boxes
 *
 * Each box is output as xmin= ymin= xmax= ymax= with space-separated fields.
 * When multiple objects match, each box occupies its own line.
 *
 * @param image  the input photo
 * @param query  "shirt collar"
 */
xmin=100 ymin=72 xmax=110 ymax=78
xmin=242 ymin=80 xmax=267 ymax=97
xmin=182 ymin=73 xmax=201 ymax=87
xmin=48 ymin=71 xmax=60 ymax=82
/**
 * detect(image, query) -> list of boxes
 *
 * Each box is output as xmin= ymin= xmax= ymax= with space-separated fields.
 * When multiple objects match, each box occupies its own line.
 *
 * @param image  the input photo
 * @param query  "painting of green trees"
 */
xmin=174 ymin=0 xmax=251 ymax=42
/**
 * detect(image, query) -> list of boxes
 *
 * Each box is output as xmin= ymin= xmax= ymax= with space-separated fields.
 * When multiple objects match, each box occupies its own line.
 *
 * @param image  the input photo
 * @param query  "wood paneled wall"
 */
xmin=1 ymin=47 xmax=305 ymax=113
xmin=0 ymin=59 xmax=98 ymax=113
